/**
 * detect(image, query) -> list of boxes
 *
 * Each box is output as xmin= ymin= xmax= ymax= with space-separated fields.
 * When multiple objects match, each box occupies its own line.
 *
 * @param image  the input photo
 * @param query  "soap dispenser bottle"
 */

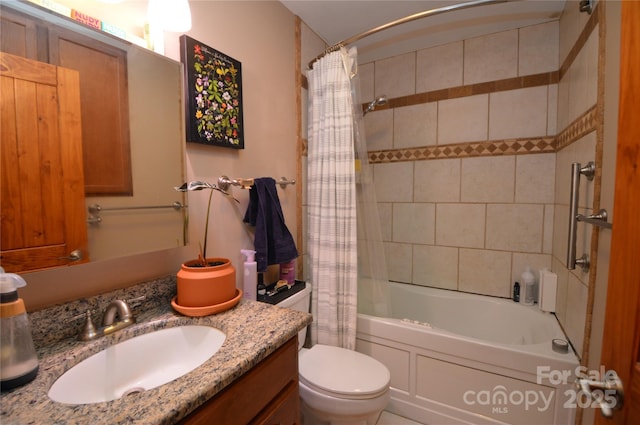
xmin=241 ymin=249 xmax=257 ymax=301
xmin=0 ymin=268 xmax=39 ymax=391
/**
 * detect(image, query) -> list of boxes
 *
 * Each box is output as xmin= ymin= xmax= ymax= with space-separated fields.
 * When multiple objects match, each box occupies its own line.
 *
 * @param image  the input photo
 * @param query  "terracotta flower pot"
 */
xmin=177 ymin=258 xmax=236 ymax=307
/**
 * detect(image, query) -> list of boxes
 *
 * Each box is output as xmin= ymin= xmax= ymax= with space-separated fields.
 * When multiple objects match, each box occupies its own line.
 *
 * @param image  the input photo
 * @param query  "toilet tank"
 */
xmin=275 ymin=283 xmax=311 ymax=350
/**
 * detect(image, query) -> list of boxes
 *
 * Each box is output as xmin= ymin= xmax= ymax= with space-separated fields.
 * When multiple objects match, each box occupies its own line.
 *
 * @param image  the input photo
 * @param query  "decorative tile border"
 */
xmin=555 ymin=105 xmax=598 ymax=151
xmin=367 ymin=137 xmax=556 ymax=163
xmin=301 ymin=104 xmax=596 ymax=163
xmin=363 ymin=71 xmax=558 ymax=113
xmin=300 ymin=33 xmax=598 ymax=163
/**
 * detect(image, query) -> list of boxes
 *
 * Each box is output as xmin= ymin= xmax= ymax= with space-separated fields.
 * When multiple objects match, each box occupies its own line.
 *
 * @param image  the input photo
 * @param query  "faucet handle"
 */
xmin=71 ymin=309 xmax=95 ymax=322
xmin=73 ymin=310 xmax=98 ymax=341
xmin=126 ymin=295 xmax=146 ymax=308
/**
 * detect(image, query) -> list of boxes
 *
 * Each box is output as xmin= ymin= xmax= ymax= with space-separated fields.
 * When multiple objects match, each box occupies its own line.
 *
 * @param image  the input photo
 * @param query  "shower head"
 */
xmin=364 ymin=96 xmax=388 ymax=115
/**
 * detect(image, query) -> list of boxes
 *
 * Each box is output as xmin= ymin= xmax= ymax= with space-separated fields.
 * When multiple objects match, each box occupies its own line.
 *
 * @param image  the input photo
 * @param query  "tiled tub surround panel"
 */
xmin=552 ymin=124 xmax=606 ymax=353
xmin=360 ymin=21 xmax=560 ymax=158
xmin=367 ymin=114 xmax=595 ymax=301
xmin=1 ymin=276 xmax=312 ymax=424
xmin=300 ymin=95 xmax=596 ymax=301
xmin=550 ymin=17 xmax=601 ymax=360
xmin=360 ymin=20 xmax=559 ymax=104
xmin=345 ymin=18 xmax=599 ymax=303
xmin=374 ymin=153 xmax=556 ymax=299
xmin=364 ymin=84 xmax=558 ymax=152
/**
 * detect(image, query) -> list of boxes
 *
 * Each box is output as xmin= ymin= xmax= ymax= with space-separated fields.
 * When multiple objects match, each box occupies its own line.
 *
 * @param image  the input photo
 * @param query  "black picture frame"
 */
xmin=180 ymin=35 xmax=244 ymax=149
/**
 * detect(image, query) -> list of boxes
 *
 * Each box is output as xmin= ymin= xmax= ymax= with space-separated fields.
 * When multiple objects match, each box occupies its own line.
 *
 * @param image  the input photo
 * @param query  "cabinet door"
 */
xmin=0 ymin=7 xmax=133 ymax=197
xmin=251 ymin=380 xmax=300 ymax=425
xmin=179 ymin=337 xmax=299 ymax=425
xmin=48 ymin=27 xmax=132 ymax=196
xmin=0 ymin=52 xmax=88 ymax=272
xmin=0 ymin=8 xmax=42 ymax=61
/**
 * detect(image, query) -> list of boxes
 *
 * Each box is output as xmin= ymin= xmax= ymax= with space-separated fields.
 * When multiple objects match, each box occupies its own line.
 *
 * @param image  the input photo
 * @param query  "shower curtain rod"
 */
xmin=308 ymin=0 xmax=509 ymax=69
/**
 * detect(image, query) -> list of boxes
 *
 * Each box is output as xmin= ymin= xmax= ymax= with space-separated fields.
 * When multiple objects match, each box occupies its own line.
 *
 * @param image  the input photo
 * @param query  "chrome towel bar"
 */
xmin=87 ymin=201 xmax=185 ymax=224
xmin=217 ymin=175 xmax=296 ymax=191
xmin=88 ymin=202 xmax=185 ymax=213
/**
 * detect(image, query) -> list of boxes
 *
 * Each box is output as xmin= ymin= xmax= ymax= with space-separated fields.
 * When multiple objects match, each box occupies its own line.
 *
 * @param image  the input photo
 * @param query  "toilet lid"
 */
xmin=299 ymin=345 xmax=390 ymax=397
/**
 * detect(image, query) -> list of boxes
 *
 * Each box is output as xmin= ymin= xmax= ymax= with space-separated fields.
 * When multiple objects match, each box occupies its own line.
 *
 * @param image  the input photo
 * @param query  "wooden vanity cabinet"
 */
xmin=179 ymin=336 xmax=300 ymax=425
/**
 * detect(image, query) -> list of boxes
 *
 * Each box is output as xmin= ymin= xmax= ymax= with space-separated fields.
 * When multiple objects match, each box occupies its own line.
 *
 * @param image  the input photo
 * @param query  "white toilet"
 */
xmin=275 ymin=283 xmax=390 ymax=425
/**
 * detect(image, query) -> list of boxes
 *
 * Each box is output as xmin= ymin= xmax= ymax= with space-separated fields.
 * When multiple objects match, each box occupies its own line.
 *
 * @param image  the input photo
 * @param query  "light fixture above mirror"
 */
xmin=147 ymin=0 xmax=192 ymax=32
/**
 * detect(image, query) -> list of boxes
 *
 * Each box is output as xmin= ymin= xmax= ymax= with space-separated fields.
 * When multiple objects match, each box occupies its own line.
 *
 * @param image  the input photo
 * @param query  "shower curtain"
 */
xmin=307 ymin=48 xmax=358 ymax=349
xmin=307 ymin=47 xmax=391 ymax=349
xmin=351 ymin=63 xmax=391 ymax=320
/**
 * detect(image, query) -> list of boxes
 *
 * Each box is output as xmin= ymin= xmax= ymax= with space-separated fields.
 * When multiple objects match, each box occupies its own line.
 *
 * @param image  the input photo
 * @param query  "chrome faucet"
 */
xmin=77 ymin=299 xmax=137 ymax=341
xmin=102 ymin=299 xmax=133 ymax=326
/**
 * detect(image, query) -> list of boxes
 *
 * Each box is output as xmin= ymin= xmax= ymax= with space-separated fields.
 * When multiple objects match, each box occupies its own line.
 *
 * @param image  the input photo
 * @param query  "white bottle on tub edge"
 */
xmin=521 ymin=266 xmax=536 ymax=306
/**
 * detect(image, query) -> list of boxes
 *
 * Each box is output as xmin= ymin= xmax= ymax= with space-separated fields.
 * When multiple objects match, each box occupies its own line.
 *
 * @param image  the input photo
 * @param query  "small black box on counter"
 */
xmin=257 ymin=280 xmax=306 ymax=305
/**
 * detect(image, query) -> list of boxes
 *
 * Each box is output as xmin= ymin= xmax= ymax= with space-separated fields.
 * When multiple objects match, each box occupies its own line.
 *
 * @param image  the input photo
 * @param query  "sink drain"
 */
xmin=121 ymin=387 xmax=145 ymax=397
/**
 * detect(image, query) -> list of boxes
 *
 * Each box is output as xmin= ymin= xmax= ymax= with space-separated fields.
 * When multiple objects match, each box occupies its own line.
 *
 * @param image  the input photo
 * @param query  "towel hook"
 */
xmin=277 ymin=177 xmax=296 ymax=189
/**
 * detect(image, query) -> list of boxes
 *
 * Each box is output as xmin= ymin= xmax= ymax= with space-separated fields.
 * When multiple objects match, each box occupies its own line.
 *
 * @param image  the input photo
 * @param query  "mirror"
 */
xmin=1 ymin=1 xmax=186 ymax=266
xmin=86 ymin=44 xmax=186 ymax=261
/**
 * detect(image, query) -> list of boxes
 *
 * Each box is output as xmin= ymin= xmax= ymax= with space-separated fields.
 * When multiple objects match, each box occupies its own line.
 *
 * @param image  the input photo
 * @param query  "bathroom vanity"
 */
xmin=179 ymin=337 xmax=299 ymax=424
xmin=0 ymin=276 xmax=311 ymax=424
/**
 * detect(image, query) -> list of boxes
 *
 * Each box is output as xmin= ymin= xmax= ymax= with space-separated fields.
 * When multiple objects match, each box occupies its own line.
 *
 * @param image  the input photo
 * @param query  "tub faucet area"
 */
xmin=78 ymin=299 xmax=136 ymax=341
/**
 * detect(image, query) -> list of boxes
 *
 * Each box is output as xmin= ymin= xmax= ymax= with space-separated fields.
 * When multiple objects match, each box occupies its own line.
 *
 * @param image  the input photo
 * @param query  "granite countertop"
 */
xmin=0 ymin=276 xmax=312 ymax=425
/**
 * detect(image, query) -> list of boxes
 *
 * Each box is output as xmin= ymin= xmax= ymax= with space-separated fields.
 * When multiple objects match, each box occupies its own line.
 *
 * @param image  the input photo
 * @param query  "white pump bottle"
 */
xmin=241 ymin=249 xmax=257 ymax=301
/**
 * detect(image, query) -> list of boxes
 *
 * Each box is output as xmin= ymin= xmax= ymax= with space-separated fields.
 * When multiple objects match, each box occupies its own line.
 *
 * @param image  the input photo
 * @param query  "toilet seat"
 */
xmin=299 ymin=344 xmax=390 ymax=400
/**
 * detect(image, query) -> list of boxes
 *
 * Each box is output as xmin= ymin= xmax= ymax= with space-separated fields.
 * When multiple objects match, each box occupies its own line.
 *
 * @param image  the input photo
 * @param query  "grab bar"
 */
xmin=577 ymin=209 xmax=612 ymax=229
xmin=567 ymin=162 xmax=595 ymax=272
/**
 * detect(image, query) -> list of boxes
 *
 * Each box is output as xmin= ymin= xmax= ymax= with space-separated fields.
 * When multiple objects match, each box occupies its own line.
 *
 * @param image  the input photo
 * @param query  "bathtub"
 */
xmin=355 ymin=282 xmax=579 ymax=425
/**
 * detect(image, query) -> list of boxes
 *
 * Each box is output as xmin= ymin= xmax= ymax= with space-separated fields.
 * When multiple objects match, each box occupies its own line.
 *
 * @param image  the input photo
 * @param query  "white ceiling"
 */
xmin=280 ymin=0 xmax=567 ymax=64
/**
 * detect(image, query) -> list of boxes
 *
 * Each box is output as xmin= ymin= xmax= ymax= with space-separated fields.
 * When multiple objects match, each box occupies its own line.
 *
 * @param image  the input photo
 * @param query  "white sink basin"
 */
xmin=48 ymin=325 xmax=226 ymax=404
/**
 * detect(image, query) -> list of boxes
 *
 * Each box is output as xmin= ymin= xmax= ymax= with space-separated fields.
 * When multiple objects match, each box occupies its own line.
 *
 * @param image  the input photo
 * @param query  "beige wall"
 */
xmin=19 ymin=1 xmax=298 ymax=310
xmin=164 ymin=1 xmax=298 ymax=286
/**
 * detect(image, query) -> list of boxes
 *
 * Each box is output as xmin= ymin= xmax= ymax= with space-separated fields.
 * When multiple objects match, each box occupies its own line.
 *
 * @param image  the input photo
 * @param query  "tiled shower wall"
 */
xmin=359 ymin=21 xmax=560 ymax=299
xmin=552 ymin=4 xmax=601 ymax=359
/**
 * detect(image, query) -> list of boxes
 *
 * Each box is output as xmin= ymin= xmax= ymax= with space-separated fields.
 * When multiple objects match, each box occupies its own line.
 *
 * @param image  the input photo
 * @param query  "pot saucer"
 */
xmin=171 ymin=289 xmax=243 ymax=317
